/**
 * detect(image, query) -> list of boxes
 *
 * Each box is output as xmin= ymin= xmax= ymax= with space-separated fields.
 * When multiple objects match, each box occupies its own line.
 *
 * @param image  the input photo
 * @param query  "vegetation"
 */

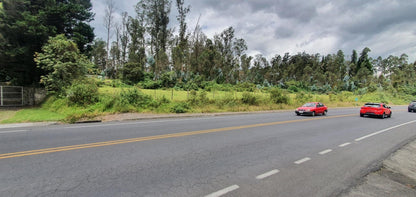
xmin=0 ymin=1 xmax=415 ymax=124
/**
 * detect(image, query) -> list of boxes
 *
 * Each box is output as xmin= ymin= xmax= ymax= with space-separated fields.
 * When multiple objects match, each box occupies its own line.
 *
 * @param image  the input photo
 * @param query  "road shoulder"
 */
xmin=342 ymin=139 xmax=416 ymax=197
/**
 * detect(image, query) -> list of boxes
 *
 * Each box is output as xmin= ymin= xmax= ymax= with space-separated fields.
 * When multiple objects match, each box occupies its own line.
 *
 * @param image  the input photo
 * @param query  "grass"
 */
xmin=1 ymin=108 xmax=66 ymax=124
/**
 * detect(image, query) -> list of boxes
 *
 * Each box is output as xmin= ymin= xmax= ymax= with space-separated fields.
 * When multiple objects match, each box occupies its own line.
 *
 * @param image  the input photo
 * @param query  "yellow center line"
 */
xmin=0 ymin=114 xmax=355 ymax=160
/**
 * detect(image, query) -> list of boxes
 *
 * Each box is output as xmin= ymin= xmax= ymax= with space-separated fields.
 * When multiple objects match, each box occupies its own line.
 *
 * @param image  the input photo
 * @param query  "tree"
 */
xmin=91 ymin=38 xmax=107 ymax=72
xmin=104 ymin=0 xmax=115 ymax=71
xmin=0 ymin=0 xmax=94 ymax=85
xmin=35 ymin=35 xmax=91 ymax=93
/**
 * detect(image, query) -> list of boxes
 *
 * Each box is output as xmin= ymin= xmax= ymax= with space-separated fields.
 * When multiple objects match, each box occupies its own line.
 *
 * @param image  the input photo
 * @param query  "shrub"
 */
xmin=241 ymin=92 xmax=258 ymax=105
xmin=139 ymin=80 xmax=162 ymax=89
xmin=170 ymin=102 xmax=190 ymax=113
xmin=119 ymin=88 xmax=153 ymax=108
xmin=269 ymin=88 xmax=289 ymax=104
xmin=66 ymin=80 xmax=99 ymax=106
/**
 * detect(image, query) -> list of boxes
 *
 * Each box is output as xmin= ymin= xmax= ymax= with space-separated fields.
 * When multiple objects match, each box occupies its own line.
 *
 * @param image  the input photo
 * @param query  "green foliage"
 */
xmin=66 ymin=80 xmax=99 ymax=106
xmin=170 ymin=102 xmax=190 ymax=113
xmin=187 ymin=90 xmax=210 ymax=106
xmin=35 ymin=35 xmax=92 ymax=93
xmin=0 ymin=0 xmax=94 ymax=85
xmin=269 ymin=88 xmax=289 ymax=104
xmin=121 ymin=62 xmax=145 ymax=85
xmin=241 ymin=92 xmax=258 ymax=105
xmin=118 ymin=88 xmax=153 ymax=108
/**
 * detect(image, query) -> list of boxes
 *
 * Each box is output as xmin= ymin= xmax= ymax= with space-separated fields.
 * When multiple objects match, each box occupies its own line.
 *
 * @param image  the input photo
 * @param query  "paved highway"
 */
xmin=0 ymin=107 xmax=415 ymax=197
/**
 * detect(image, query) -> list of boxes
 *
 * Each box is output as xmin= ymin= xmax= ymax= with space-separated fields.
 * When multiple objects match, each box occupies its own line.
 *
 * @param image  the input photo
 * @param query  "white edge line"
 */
xmin=355 ymin=120 xmax=416 ymax=141
xmin=319 ymin=149 xmax=332 ymax=155
xmin=205 ymin=185 xmax=240 ymax=197
xmin=294 ymin=157 xmax=311 ymax=164
xmin=256 ymin=169 xmax=280 ymax=180
xmin=339 ymin=142 xmax=351 ymax=147
xmin=0 ymin=130 xmax=28 ymax=134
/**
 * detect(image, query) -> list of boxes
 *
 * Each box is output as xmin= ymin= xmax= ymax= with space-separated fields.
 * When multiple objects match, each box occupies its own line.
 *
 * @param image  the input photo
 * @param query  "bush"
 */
xmin=139 ymin=80 xmax=162 ymax=89
xmin=66 ymin=80 xmax=99 ymax=106
xmin=241 ymin=92 xmax=258 ymax=105
xmin=119 ymin=88 xmax=153 ymax=108
xmin=187 ymin=90 xmax=209 ymax=106
xmin=170 ymin=102 xmax=190 ymax=113
xmin=269 ymin=88 xmax=289 ymax=104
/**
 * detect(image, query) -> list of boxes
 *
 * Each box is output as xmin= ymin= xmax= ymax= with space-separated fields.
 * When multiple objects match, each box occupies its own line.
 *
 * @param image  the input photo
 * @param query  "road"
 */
xmin=0 ymin=107 xmax=415 ymax=197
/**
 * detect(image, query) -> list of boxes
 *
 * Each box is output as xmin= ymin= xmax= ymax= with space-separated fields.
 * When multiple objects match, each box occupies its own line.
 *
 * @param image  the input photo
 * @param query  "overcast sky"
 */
xmin=91 ymin=0 xmax=416 ymax=62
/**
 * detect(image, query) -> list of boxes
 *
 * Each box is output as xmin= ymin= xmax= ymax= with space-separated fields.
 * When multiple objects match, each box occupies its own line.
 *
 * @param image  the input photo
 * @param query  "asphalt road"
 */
xmin=1 ymin=107 xmax=415 ymax=197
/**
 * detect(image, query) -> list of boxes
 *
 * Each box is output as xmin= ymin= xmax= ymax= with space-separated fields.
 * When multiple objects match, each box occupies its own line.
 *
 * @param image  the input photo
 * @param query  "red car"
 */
xmin=295 ymin=102 xmax=328 ymax=116
xmin=360 ymin=103 xmax=392 ymax=118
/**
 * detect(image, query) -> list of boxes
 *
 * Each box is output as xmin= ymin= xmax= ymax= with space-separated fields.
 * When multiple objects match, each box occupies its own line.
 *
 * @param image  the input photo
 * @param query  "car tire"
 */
xmin=296 ymin=112 xmax=300 ymax=116
xmin=360 ymin=114 xmax=364 ymax=117
xmin=381 ymin=113 xmax=385 ymax=119
xmin=323 ymin=110 xmax=327 ymax=116
xmin=389 ymin=112 xmax=392 ymax=118
xmin=409 ymin=109 xmax=412 ymax=112
xmin=312 ymin=111 xmax=315 ymax=116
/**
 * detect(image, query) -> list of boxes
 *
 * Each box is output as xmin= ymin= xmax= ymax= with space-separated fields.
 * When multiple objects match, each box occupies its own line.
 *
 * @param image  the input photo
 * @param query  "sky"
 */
xmin=91 ymin=0 xmax=416 ymax=62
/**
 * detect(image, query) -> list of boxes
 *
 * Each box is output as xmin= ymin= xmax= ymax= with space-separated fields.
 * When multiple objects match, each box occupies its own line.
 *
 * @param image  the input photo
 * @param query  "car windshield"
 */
xmin=302 ymin=103 xmax=316 ymax=107
xmin=364 ymin=103 xmax=380 ymax=107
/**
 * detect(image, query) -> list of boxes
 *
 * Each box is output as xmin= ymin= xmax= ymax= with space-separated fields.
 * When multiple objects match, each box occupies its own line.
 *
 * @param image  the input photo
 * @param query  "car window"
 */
xmin=302 ymin=103 xmax=315 ymax=107
xmin=364 ymin=103 xmax=380 ymax=107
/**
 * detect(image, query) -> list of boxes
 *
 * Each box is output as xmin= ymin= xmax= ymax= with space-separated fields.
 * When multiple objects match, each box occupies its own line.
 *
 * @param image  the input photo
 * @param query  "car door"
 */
xmin=383 ymin=104 xmax=391 ymax=114
xmin=317 ymin=103 xmax=323 ymax=114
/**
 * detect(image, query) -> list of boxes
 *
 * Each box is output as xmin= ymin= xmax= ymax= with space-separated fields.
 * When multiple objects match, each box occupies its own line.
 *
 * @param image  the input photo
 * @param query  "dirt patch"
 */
xmin=0 ymin=108 xmax=19 ymax=122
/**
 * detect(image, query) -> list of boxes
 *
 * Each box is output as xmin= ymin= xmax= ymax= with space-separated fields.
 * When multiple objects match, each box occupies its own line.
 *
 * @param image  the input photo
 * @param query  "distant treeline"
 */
xmin=1 ymin=0 xmax=415 ymax=96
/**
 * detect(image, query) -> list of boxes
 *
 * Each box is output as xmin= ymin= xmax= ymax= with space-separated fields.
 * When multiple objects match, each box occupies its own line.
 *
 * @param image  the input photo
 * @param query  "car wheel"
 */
xmin=323 ymin=110 xmax=327 ymax=116
xmin=381 ymin=113 xmax=385 ymax=119
xmin=360 ymin=114 xmax=364 ymax=117
xmin=296 ymin=112 xmax=300 ymax=116
xmin=409 ymin=109 xmax=412 ymax=112
xmin=389 ymin=112 xmax=392 ymax=118
xmin=312 ymin=111 xmax=315 ymax=116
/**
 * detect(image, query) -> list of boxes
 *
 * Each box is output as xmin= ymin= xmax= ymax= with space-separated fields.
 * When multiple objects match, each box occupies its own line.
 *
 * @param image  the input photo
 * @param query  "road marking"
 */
xmin=294 ymin=157 xmax=311 ymax=164
xmin=0 ymin=130 xmax=28 ymax=134
xmin=339 ymin=142 xmax=351 ymax=147
xmin=355 ymin=120 xmax=416 ymax=141
xmin=319 ymin=149 xmax=332 ymax=155
xmin=0 ymin=114 xmax=355 ymax=160
xmin=205 ymin=185 xmax=239 ymax=197
xmin=256 ymin=169 xmax=280 ymax=180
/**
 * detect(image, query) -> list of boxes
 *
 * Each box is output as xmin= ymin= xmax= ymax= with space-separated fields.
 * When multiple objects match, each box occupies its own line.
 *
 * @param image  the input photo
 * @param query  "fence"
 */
xmin=0 ymin=86 xmax=23 ymax=107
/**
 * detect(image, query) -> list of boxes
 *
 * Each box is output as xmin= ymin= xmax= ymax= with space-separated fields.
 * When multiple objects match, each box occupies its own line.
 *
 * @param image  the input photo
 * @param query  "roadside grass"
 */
xmin=1 ymin=83 xmax=411 ymax=124
xmin=1 ymin=108 xmax=65 ymax=123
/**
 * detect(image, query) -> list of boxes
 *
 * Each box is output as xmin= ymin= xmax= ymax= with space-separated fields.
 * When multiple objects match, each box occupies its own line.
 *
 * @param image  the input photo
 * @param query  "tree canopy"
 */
xmin=0 ymin=0 xmax=94 ymax=85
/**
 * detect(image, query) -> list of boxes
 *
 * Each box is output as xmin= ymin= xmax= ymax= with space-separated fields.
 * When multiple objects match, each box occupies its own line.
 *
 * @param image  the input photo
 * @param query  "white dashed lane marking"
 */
xmin=319 ymin=149 xmax=332 ymax=155
xmin=256 ymin=169 xmax=280 ymax=180
xmin=339 ymin=142 xmax=351 ymax=147
xmin=294 ymin=157 xmax=311 ymax=164
xmin=205 ymin=185 xmax=240 ymax=197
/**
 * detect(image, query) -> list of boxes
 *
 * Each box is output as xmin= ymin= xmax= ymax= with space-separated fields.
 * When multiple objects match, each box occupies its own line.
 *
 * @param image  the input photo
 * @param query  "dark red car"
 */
xmin=360 ymin=103 xmax=392 ymax=119
xmin=295 ymin=102 xmax=328 ymax=116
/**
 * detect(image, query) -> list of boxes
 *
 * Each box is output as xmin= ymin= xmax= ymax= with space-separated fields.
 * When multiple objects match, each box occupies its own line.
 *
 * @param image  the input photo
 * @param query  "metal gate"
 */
xmin=0 ymin=86 xmax=23 ymax=107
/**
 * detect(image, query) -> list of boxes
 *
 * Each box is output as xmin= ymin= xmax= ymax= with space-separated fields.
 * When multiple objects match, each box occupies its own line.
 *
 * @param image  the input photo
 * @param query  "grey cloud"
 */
xmin=92 ymin=0 xmax=416 ymax=62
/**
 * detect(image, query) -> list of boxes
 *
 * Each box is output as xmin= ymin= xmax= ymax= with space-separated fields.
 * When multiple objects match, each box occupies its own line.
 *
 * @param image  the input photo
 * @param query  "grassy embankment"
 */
xmin=0 ymin=82 xmax=412 ymax=124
